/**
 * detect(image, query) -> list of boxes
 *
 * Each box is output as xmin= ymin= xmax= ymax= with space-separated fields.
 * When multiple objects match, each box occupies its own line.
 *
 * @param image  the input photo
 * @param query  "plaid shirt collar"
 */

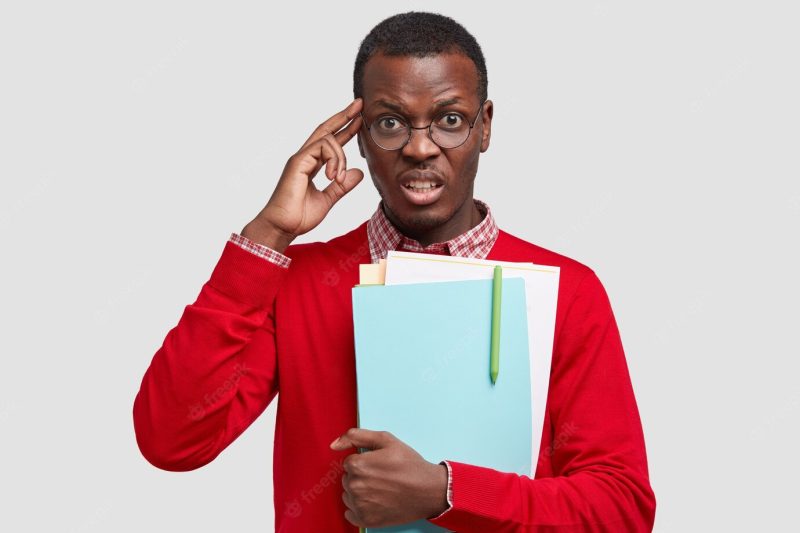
xmin=366 ymin=198 xmax=499 ymax=264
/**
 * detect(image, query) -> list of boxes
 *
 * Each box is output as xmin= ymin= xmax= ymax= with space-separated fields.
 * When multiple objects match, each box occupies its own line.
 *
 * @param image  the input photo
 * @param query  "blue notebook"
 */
xmin=352 ymin=277 xmax=532 ymax=533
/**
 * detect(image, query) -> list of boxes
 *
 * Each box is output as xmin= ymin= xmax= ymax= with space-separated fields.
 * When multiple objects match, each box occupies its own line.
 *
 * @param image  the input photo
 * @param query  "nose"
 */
xmin=401 ymin=126 xmax=441 ymax=161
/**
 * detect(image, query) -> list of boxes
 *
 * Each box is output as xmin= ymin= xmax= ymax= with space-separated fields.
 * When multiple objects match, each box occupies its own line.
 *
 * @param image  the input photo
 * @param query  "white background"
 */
xmin=1 ymin=1 xmax=798 ymax=531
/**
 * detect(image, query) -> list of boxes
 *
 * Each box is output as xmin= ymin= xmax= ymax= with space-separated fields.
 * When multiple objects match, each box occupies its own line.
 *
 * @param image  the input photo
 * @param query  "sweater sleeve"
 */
xmin=427 ymin=271 xmax=656 ymax=532
xmin=132 ymin=240 xmax=290 ymax=471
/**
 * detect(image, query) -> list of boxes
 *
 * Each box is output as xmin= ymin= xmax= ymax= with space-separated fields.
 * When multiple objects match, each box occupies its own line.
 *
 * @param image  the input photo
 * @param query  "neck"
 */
xmin=386 ymin=197 xmax=483 ymax=247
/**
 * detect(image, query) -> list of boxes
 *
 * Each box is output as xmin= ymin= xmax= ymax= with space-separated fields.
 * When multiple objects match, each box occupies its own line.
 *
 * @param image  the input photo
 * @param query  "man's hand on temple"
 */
xmin=241 ymin=98 xmax=365 ymax=253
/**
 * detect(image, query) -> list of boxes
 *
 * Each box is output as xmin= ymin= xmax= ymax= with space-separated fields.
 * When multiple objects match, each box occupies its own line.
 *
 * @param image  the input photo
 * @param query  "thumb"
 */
xmin=330 ymin=428 xmax=390 ymax=451
xmin=322 ymin=168 xmax=364 ymax=205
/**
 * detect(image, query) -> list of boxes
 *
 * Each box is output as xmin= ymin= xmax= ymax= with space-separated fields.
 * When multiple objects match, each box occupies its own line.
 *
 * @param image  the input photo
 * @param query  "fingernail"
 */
xmin=330 ymin=437 xmax=341 ymax=447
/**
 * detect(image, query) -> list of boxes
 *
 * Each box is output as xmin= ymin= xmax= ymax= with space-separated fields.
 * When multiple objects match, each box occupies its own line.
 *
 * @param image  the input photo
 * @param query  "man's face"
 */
xmin=357 ymin=52 xmax=493 ymax=236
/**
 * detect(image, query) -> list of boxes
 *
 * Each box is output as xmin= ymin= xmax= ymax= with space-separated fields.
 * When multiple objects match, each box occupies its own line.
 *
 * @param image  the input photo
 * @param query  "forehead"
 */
xmin=361 ymin=52 xmax=479 ymax=110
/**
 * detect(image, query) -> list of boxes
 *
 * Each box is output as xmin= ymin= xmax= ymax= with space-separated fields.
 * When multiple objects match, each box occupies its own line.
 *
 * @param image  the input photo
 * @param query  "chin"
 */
xmin=402 ymin=211 xmax=448 ymax=232
xmin=385 ymin=197 xmax=453 ymax=233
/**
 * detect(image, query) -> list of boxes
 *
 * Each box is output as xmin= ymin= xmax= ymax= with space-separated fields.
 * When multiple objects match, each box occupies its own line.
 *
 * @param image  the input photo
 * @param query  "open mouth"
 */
xmin=400 ymin=181 xmax=445 ymax=205
xmin=403 ymin=182 xmax=443 ymax=192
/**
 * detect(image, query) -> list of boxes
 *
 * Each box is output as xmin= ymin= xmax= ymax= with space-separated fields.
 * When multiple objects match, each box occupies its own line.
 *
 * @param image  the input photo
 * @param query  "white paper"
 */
xmin=384 ymin=250 xmax=560 ymax=476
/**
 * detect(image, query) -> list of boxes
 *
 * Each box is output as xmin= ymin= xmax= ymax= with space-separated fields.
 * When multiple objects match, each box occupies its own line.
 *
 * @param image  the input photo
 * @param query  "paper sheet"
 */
xmin=384 ymin=251 xmax=560 ymax=476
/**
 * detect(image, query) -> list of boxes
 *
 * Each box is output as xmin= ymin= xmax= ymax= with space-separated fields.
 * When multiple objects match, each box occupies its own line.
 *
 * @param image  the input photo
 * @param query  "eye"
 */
xmin=436 ymin=113 xmax=465 ymax=130
xmin=375 ymin=116 xmax=406 ymax=132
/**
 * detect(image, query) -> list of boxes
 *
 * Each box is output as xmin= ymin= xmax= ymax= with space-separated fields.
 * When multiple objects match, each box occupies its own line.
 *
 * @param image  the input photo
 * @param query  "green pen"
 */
xmin=490 ymin=265 xmax=502 ymax=384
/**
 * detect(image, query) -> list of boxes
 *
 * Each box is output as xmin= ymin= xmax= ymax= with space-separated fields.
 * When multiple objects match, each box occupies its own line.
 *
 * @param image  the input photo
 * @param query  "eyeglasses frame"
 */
xmin=359 ymin=99 xmax=488 ymax=151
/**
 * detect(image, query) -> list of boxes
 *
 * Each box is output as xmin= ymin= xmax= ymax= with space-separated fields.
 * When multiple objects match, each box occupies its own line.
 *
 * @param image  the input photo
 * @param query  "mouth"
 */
xmin=399 ymin=171 xmax=445 ymax=206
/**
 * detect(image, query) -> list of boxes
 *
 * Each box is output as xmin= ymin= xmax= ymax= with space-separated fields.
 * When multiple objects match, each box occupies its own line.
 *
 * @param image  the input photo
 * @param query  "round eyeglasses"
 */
xmin=360 ymin=100 xmax=486 ymax=151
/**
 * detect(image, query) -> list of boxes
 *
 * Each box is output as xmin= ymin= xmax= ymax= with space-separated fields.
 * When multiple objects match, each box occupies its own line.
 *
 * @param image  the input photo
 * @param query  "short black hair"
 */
xmin=353 ymin=11 xmax=488 ymax=103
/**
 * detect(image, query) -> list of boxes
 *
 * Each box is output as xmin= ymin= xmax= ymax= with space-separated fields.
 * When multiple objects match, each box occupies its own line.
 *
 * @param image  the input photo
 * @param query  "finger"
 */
xmin=341 ymin=488 xmax=356 ymax=510
xmin=323 ymin=142 xmax=339 ymax=181
xmin=302 ymin=98 xmax=363 ymax=150
xmin=292 ymin=137 xmax=340 ymax=182
xmin=321 ymin=168 xmax=364 ymax=207
xmin=333 ymin=112 xmax=363 ymax=148
xmin=344 ymin=509 xmax=361 ymax=527
xmin=312 ymin=136 xmax=339 ymax=181
xmin=330 ymin=427 xmax=389 ymax=451
xmin=321 ymin=134 xmax=347 ymax=183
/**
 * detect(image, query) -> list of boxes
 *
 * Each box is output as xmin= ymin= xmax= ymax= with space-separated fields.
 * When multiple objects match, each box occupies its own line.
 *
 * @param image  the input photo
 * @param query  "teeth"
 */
xmin=405 ymin=181 xmax=439 ymax=190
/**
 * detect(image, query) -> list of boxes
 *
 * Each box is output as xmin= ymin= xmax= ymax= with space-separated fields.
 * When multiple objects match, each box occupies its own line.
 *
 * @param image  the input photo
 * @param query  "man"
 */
xmin=133 ymin=11 xmax=656 ymax=532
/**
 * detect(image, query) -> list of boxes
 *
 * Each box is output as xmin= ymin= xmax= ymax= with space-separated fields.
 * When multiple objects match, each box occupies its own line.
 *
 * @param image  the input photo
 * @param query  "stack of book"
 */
xmin=351 ymin=251 xmax=560 ymax=533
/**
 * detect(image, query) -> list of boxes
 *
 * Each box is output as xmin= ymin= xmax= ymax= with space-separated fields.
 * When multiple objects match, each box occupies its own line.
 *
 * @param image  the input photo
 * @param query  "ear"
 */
xmin=479 ymin=100 xmax=494 ymax=153
xmin=357 ymin=132 xmax=366 ymax=158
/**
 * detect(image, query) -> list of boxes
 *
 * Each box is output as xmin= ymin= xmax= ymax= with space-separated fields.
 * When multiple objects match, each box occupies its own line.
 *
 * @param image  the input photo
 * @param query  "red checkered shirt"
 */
xmin=229 ymin=198 xmax=499 ymax=267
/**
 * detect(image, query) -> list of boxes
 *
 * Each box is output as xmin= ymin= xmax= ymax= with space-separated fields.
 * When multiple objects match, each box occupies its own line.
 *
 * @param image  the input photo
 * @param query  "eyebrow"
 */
xmin=374 ymin=97 xmax=463 ymax=113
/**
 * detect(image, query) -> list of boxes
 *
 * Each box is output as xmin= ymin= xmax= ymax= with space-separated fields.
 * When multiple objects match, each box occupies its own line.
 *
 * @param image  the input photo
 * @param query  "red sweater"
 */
xmin=133 ymin=222 xmax=656 ymax=532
